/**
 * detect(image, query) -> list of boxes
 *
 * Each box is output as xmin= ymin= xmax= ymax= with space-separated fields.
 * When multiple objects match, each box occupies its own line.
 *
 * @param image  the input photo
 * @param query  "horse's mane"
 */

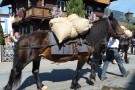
xmin=108 ymin=16 xmax=120 ymax=31
xmin=86 ymin=18 xmax=109 ymax=47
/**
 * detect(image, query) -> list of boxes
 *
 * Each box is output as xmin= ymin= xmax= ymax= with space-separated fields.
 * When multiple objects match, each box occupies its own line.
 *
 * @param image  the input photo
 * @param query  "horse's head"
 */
xmin=107 ymin=12 xmax=126 ymax=39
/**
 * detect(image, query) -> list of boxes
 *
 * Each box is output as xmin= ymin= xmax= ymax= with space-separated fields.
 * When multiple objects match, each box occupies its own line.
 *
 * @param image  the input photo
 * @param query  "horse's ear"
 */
xmin=109 ymin=12 xmax=114 ymax=19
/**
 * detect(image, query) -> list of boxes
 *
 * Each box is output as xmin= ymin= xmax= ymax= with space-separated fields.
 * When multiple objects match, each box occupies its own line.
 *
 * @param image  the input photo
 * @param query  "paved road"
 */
xmin=0 ymin=54 xmax=135 ymax=90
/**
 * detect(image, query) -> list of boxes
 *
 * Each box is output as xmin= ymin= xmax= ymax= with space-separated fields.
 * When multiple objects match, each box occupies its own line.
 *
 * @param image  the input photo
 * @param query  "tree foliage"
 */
xmin=66 ymin=0 xmax=85 ymax=17
xmin=125 ymin=25 xmax=135 ymax=31
xmin=0 ymin=24 xmax=5 ymax=45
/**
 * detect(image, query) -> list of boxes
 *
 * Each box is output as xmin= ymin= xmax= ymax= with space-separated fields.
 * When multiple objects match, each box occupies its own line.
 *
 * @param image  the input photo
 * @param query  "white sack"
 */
xmin=68 ymin=14 xmax=80 ymax=22
xmin=121 ymin=26 xmax=127 ymax=30
xmin=70 ymin=27 xmax=78 ymax=38
xmin=71 ymin=18 xmax=91 ymax=35
xmin=124 ymin=30 xmax=133 ymax=38
xmin=50 ymin=17 xmax=73 ymax=43
xmin=49 ymin=17 xmax=68 ymax=27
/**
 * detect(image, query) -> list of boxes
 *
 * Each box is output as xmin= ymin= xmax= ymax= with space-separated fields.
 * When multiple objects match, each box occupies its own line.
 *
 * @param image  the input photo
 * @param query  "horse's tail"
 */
xmin=12 ymin=51 xmax=22 ymax=88
xmin=12 ymin=35 xmax=25 ymax=87
xmin=4 ymin=64 xmax=22 ymax=90
xmin=13 ymin=67 xmax=22 ymax=87
xmin=12 ymin=53 xmax=22 ymax=88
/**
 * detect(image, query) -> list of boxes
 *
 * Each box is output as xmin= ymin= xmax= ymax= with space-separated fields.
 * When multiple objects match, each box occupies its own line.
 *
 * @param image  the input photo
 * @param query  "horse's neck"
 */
xmin=88 ymin=20 xmax=108 ymax=45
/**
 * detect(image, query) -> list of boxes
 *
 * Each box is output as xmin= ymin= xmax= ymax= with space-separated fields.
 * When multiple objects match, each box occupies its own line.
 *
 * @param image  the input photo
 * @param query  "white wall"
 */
xmin=0 ymin=15 xmax=14 ymax=35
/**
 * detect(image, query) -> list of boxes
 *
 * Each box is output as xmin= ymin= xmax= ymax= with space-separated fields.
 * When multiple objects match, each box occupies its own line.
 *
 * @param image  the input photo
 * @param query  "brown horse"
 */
xmin=4 ymin=15 xmax=126 ymax=90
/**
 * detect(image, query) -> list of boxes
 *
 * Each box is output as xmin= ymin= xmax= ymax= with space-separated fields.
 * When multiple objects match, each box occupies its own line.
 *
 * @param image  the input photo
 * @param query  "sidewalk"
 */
xmin=0 ymin=58 xmax=77 ymax=73
xmin=0 ymin=54 xmax=135 ymax=90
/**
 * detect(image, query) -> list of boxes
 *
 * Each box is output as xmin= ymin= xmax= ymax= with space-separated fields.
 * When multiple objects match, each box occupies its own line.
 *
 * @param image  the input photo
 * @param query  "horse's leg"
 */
xmin=70 ymin=57 xmax=87 ymax=89
xmin=98 ymin=53 xmax=104 ymax=67
xmin=4 ymin=60 xmax=32 ymax=90
xmin=4 ymin=65 xmax=21 ymax=90
xmin=131 ymin=45 xmax=133 ymax=54
xmin=124 ymin=46 xmax=129 ymax=64
xmin=87 ymin=57 xmax=96 ymax=81
xmin=4 ymin=49 xmax=34 ymax=90
xmin=133 ymin=46 xmax=135 ymax=54
xmin=32 ymin=58 xmax=47 ymax=90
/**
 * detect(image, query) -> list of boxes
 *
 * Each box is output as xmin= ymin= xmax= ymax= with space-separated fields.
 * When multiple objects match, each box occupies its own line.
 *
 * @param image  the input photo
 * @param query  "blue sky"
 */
xmin=0 ymin=0 xmax=11 ymax=14
xmin=0 ymin=0 xmax=135 ymax=16
xmin=110 ymin=0 xmax=135 ymax=16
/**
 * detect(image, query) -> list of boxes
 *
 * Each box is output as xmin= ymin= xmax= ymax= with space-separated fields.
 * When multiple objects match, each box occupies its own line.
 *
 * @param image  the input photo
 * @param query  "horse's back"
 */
xmin=19 ymin=30 xmax=49 ymax=46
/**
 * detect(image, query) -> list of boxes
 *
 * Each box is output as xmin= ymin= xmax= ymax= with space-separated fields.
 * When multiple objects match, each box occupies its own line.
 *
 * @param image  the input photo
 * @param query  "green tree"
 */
xmin=0 ymin=23 xmax=5 ymax=45
xmin=66 ymin=0 xmax=85 ymax=17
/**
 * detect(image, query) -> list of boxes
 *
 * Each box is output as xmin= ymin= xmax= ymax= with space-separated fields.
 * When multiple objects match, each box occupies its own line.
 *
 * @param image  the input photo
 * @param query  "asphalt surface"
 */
xmin=0 ymin=53 xmax=135 ymax=90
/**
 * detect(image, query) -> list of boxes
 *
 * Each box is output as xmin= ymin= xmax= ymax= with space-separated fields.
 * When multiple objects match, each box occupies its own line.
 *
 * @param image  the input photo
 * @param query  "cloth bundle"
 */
xmin=49 ymin=14 xmax=92 ymax=43
xmin=121 ymin=26 xmax=133 ymax=38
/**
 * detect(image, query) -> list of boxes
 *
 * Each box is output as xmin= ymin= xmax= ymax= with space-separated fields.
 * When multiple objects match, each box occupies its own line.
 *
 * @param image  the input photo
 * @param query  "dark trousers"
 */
xmin=101 ymin=48 xmax=127 ymax=77
xmin=131 ymin=45 xmax=135 ymax=54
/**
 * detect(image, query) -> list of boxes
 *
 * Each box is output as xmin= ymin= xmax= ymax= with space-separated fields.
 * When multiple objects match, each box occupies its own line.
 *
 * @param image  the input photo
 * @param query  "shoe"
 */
xmin=101 ymin=77 xmax=108 ymax=81
xmin=122 ymin=71 xmax=130 ymax=77
xmin=111 ymin=60 xmax=117 ymax=64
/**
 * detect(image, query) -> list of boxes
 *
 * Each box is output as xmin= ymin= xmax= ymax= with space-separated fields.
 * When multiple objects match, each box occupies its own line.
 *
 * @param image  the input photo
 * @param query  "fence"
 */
xmin=0 ymin=45 xmax=14 ymax=62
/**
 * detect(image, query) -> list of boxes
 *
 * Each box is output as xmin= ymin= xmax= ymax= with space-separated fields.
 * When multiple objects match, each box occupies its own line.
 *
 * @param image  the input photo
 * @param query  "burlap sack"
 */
xmin=70 ymin=27 xmax=78 ymax=38
xmin=121 ymin=26 xmax=127 ymax=30
xmin=50 ymin=17 xmax=73 ymax=43
xmin=49 ymin=14 xmax=92 ymax=43
xmin=71 ymin=18 xmax=91 ymax=35
xmin=124 ymin=30 xmax=133 ymax=38
xmin=49 ymin=17 xmax=68 ymax=27
xmin=68 ymin=14 xmax=80 ymax=22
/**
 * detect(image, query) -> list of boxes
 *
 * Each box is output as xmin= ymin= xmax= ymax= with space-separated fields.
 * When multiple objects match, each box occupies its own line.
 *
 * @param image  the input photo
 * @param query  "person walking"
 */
xmin=10 ymin=32 xmax=21 ymax=50
xmin=9 ymin=32 xmax=21 ymax=67
xmin=101 ymin=37 xmax=130 ymax=81
xmin=131 ymin=36 xmax=135 ymax=54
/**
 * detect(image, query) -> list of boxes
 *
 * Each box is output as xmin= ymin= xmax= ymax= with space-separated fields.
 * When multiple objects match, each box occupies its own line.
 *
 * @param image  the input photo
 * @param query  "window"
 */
xmin=97 ymin=7 xmax=101 ymax=11
xmin=86 ymin=6 xmax=93 ymax=14
xmin=19 ymin=29 xmax=21 ymax=34
xmin=30 ymin=25 xmax=33 ymax=33
xmin=22 ymin=27 xmax=25 ymax=34
xmin=57 ymin=0 xmax=66 ymax=11
xmin=25 ymin=27 xmax=28 ymax=34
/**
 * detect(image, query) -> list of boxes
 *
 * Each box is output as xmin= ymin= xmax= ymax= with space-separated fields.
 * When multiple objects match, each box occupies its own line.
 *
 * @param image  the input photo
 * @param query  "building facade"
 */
xmin=0 ymin=0 xmax=117 ymax=34
xmin=0 ymin=14 xmax=13 ymax=35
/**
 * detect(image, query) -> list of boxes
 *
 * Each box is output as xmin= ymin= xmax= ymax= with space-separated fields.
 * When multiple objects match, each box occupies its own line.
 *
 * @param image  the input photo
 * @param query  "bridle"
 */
xmin=106 ymin=17 xmax=117 ymax=37
xmin=106 ymin=17 xmax=125 ymax=38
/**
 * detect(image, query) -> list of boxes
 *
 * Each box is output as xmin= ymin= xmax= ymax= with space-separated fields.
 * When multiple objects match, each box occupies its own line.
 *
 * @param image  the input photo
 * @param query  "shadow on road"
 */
xmin=125 ymin=72 xmax=135 ymax=90
xmin=18 ymin=68 xmax=91 ymax=89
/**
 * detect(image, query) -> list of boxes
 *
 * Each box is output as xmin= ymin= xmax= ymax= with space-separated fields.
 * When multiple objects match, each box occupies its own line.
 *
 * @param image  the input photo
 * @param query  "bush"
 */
xmin=0 ymin=24 xmax=5 ymax=45
xmin=125 ymin=25 xmax=135 ymax=31
xmin=66 ymin=0 xmax=85 ymax=18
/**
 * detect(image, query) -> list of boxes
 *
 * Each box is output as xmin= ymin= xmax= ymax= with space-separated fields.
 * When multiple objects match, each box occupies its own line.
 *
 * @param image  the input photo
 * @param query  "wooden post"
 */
xmin=42 ymin=0 xmax=44 ymax=6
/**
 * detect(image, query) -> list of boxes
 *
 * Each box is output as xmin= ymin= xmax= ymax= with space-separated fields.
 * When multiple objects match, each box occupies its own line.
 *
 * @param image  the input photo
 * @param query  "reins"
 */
xmin=106 ymin=17 xmax=116 ymax=36
xmin=18 ymin=45 xmax=53 ymax=49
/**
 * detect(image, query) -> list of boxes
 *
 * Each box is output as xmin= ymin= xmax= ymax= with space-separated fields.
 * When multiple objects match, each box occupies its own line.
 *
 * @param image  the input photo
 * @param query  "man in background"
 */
xmin=9 ymin=32 xmax=21 ymax=51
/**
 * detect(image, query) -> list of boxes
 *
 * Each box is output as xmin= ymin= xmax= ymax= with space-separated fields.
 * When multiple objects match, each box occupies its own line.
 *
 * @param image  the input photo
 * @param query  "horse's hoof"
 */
xmin=112 ymin=60 xmax=117 ymax=64
xmin=90 ymin=75 xmax=96 ymax=81
xmin=70 ymin=84 xmax=81 ymax=90
xmin=74 ymin=84 xmax=81 ymax=90
xmin=41 ymin=86 xmax=48 ymax=90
